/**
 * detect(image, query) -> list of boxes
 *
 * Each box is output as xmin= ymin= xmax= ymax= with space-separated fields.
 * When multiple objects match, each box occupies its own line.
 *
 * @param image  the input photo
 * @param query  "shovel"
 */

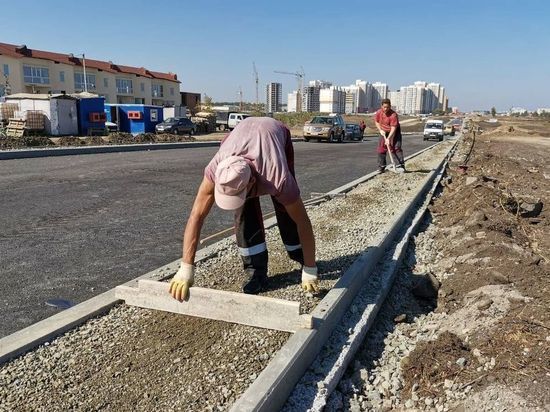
xmin=386 ymin=137 xmax=405 ymax=173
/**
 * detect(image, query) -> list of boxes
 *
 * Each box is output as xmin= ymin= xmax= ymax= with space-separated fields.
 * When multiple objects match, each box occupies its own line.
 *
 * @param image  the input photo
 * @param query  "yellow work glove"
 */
xmin=169 ymin=262 xmax=195 ymax=301
xmin=301 ymin=265 xmax=320 ymax=293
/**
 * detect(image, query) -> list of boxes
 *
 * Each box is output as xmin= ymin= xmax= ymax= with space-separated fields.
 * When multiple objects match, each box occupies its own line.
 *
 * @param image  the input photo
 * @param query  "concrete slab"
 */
xmin=116 ymin=279 xmax=312 ymax=333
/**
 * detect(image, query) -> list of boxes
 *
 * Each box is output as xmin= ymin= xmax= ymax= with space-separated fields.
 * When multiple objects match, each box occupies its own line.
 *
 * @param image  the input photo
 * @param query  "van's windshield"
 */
xmin=426 ymin=123 xmax=443 ymax=129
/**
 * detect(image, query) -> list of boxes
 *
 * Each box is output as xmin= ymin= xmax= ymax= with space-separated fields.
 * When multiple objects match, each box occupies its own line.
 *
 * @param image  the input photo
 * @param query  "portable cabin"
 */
xmin=104 ymin=104 xmax=163 ymax=134
xmin=5 ymin=93 xmax=78 ymax=136
xmin=71 ymin=92 xmax=106 ymax=136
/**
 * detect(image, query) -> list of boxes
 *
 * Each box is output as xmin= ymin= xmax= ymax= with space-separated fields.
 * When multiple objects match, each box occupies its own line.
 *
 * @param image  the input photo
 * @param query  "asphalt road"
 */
xmin=0 ymin=134 xmax=433 ymax=337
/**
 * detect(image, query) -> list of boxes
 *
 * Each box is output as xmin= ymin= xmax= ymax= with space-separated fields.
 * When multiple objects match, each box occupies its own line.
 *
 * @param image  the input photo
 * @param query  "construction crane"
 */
xmin=252 ymin=62 xmax=259 ymax=105
xmin=274 ymin=67 xmax=305 ymax=112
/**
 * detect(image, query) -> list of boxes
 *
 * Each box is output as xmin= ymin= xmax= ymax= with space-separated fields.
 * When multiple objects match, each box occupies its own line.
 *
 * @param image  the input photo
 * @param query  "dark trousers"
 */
xmin=377 ymin=129 xmax=404 ymax=169
xmin=234 ymin=196 xmax=303 ymax=278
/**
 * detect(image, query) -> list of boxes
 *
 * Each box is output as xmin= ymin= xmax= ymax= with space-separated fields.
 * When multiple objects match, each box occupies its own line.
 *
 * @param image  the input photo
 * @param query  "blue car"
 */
xmin=345 ymin=124 xmax=362 ymax=141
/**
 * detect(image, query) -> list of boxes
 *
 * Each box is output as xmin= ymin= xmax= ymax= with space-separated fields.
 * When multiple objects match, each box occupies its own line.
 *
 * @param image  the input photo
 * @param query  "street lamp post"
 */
xmin=82 ymin=53 xmax=88 ymax=93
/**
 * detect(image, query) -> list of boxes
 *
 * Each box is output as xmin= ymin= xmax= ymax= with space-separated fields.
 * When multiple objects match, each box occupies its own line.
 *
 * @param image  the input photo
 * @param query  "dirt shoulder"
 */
xmin=327 ymin=119 xmax=549 ymax=412
xmin=399 ymin=123 xmax=549 ymax=409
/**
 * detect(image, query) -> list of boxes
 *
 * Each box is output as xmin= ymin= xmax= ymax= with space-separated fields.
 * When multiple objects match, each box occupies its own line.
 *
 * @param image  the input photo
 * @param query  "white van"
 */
xmin=423 ymin=119 xmax=445 ymax=141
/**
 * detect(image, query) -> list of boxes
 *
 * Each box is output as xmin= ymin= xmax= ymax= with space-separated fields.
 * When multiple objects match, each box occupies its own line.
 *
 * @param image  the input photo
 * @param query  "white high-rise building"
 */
xmin=319 ymin=86 xmax=345 ymax=114
xmin=354 ymin=80 xmax=368 ymax=112
xmin=426 ymin=82 xmax=440 ymax=112
xmin=266 ymin=82 xmax=282 ymax=113
xmin=287 ymin=90 xmax=298 ymax=112
xmin=398 ymin=84 xmax=425 ymax=115
xmin=369 ymin=82 xmax=388 ymax=111
xmin=388 ymin=90 xmax=401 ymax=111
xmin=439 ymin=86 xmax=447 ymax=111
xmin=385 ymin=81 xmax=449 ymax=114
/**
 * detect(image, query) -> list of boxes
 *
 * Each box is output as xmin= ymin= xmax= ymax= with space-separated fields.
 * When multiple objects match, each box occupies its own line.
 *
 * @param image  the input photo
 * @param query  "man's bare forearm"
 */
xmin=296 ymin=216 xmax=316 ymax=267
xmin=182 ymin=214 xmax=204 ymax=264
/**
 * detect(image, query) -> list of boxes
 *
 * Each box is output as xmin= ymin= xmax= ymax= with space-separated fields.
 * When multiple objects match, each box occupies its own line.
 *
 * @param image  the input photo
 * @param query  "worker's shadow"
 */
xmin=263 ymin=250 xmax=367 ymax=296
xmin=402 ymin=168 xmax=433 ymax=174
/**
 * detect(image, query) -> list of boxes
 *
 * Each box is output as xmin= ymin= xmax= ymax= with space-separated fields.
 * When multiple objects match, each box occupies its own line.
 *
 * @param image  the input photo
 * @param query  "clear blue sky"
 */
xmin=1 ymin=0 xmax=549 ymax=111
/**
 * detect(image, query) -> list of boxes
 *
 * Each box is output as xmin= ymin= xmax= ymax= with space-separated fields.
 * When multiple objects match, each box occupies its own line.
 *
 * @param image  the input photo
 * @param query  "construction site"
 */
xmin=0 ymin=115 xmax=548 ymax=411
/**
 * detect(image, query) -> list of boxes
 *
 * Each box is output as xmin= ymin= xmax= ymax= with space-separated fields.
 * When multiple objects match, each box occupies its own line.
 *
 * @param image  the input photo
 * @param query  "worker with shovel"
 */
xmin=169 ymin=117 xmax=318 ymax=301
xmin=375 ymin=98 xmax=405 ymax=173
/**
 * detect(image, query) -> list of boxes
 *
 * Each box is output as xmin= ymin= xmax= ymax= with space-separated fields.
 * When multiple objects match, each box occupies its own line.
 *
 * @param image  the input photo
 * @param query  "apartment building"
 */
xmin=388 ymin=90 xmax=401 ymax=111
xmin=319 ymin=86 xmax=345 ymax=114
xmin=287 ymin=90 xmax=299 ymax=112
xmin=342 ymin=85 xmax=360 ymax=114
xmin=397 ymin=84 xmax=426 ymax=115
xmin=0 ymin=42 xmax=180 ymax=106
xmin=368 ymin=82 xmax=389 ymax=111
xmin=266 ymin=82 xmax=282 ymax=113
xmin=302 ymin=80 xmax=332 ymax=113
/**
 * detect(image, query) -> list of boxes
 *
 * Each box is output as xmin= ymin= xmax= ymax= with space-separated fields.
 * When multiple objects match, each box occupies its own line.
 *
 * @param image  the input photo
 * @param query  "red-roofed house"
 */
xmin=0 ymin=42 xmax=181 ymax=106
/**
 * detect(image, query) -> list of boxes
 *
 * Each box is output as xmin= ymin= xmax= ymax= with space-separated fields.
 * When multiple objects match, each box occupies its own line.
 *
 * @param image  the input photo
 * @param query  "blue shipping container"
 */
xmin=77 ymin=97 xmax=106 ymax=135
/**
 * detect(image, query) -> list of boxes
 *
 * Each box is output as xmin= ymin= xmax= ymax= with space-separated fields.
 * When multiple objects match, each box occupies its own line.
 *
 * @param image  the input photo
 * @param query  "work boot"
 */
xmin=242 ymin=270 xmax=268 ymax=294
xmin=378 ymin=167 xmax=386 ymax=174
xmin=396 ymin=164 xmax=406 ymax=173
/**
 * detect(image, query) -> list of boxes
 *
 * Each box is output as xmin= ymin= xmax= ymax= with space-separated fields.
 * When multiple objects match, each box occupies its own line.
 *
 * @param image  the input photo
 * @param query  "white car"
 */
xmin=105 ymin=121 xmax=118 ymax=132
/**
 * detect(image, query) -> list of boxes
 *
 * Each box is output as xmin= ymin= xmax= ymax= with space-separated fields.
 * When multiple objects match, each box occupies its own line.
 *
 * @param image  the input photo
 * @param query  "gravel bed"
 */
xmin=0 ymin=142 xmax=453 ymax=411
xmin=314 ymin=220 xmax=538 ymax=412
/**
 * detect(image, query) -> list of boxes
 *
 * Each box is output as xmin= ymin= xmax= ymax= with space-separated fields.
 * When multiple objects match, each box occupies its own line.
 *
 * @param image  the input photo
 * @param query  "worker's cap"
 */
xmin=214 ymin=156 xmax=252 ymax=210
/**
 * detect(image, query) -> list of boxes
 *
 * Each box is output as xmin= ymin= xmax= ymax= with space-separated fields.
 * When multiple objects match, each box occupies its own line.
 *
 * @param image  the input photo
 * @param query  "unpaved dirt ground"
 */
xmin=409 ymin=120 xmax=550 ymax=408
xmin=0 ymin=132 xmax=197 ymax=150
xmin=327 ymin=117 xmax=550 ymax=411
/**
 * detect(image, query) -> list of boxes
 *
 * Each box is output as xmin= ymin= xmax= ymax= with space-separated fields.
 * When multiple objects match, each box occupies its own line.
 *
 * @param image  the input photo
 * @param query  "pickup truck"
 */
xmin=216 ymin=111 xmax=250 ymax=131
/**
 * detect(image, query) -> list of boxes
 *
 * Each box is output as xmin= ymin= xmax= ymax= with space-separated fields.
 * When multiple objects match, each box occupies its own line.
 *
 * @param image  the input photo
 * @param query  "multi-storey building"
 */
xmin=388 ymin=90 xmax=401 ymax=111
xmin=302 ymin=80 xmax=332 ymax=113
xmin=342 ymin=85 xmax=360 ymax=114
xmin=397 ymin=84 xmax=426 ymax=115
xmin=302 ymin=86 xmax=320 ymax=112
xmin=287 ymin=90 xmax=299 ymax=112
xmin=0 ymin=42 xmax=181 ymax=106
xmin=266 ymin=82 xmax=282 ymax=113
xmin=424 ymin=83 xmax=443 ymax=113
xmin=319 ymin=86 xmax=345 ymax=114
xmin=368 ymin=82 xmax=389 ymax=111
xmin=354 ymin=80 xmax=369 ymax=112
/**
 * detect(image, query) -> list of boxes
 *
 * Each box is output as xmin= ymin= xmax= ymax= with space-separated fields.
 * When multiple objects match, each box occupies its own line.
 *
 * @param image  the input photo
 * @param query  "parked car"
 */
xmin=303 ymin=114 xmax=346 ymax=142
xmin=423 ymin=119 xmax=445 ymax=141
xmin=155 ymin=117 xmax=196 ymax=135
xmin=105 ymin=121 xmax=118 ymax=133
xmin=345 ymin=123 xmax=362 ymax=140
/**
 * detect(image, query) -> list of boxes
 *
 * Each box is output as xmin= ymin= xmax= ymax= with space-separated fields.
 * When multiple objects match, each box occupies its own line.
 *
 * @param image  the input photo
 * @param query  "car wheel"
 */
xmin=439 ymin=137 xmax=443 ymax=141
xmin=190 ymin=129 xmax=195 ymax=136
xmin=173 ymin=129 xmax=179 ymax=135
